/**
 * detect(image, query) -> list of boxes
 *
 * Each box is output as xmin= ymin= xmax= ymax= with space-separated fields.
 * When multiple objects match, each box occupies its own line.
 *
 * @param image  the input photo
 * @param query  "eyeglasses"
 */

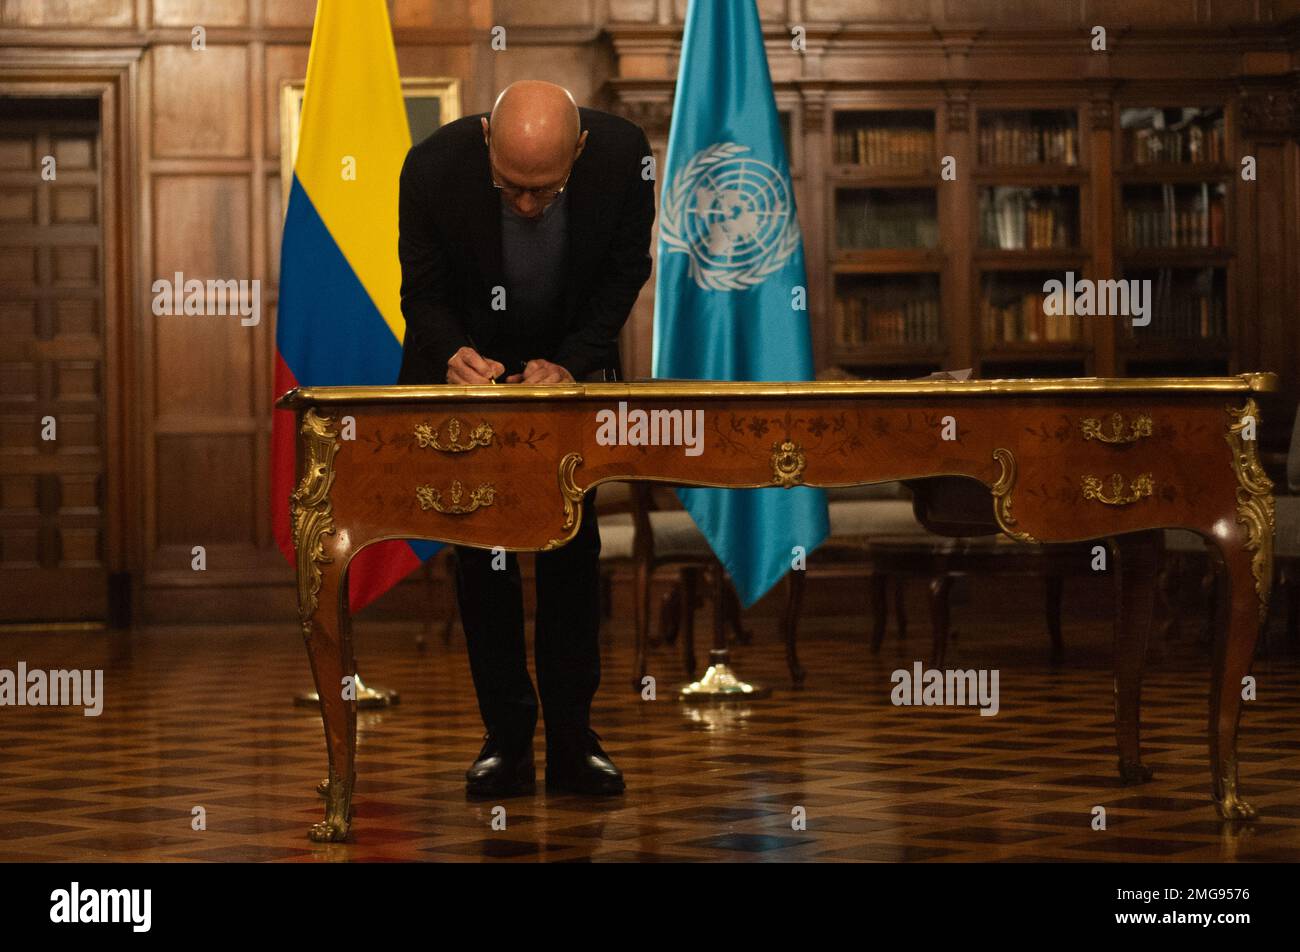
xmin=490 ymin=167 xmax=570 ymax=201
xmin=488 ymin=149 xmax=572 ymax=202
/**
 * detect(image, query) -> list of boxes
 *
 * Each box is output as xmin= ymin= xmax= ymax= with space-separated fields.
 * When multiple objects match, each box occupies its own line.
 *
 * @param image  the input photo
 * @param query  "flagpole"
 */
xmin=294 ymin=673 xmax=399 ymax=710
xmin=656 ymin=0 xmax=827 ymax=702
xmin=677 ymin=564 xmax=772 ymax=700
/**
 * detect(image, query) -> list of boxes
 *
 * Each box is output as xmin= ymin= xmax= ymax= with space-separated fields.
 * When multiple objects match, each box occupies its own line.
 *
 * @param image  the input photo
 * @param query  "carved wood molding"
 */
xmin=946 ymin=97 xmax=970 ymax=133
xmin=802 ymin=98 xmax=826 ymax=133
xmin=1085 ymin=81 xmax=1120 ymax=132
xmin=942 ymin=83 xmax=974 ymax=133
xmin=1239 ymin=87 xmax=1300 ymax=137
xmin=1089 ymin=98 xmax=1114 ymax=132
xmin=609 ymin=97 xmax=673 ymax=138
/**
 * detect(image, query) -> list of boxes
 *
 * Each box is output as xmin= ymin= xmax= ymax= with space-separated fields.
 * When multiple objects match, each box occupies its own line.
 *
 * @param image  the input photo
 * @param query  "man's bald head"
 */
xmin=490 ymin=81 xmax=580 ymax=156
xmin=482 ymin=81 xmax=587 ymax=216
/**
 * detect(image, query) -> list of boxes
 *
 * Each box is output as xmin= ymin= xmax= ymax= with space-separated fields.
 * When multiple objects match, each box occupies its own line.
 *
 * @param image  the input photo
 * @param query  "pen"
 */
xmin=464 ymin=333 xmax=497 ymax=385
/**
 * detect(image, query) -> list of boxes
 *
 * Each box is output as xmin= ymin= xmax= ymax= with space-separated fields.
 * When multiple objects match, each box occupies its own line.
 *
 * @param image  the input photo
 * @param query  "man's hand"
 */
xmin=505 ymin=359 xmax=574 ymax=384
xmin=446 ymin=346 xmax=504 ymax=385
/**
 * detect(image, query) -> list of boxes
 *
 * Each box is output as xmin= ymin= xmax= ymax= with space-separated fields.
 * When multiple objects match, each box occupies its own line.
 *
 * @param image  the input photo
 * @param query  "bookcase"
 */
xmin=821 ymin=97 xmax=1241 ymax=383
xmin=608 ymin=15 xmax=1300 ymax=443
xmin=827 ymin=109 xmax=945 ymax=377
xmin=1114 ymin=105 xmax=1234 ymax=377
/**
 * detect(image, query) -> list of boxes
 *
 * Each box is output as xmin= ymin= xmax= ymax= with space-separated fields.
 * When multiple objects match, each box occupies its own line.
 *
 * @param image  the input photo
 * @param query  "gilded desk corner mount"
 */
xmin=290 ymin=408 xmax=340 ymax=638
xmin=1226 ymin=399 xmax=1275 ymax=619
xmin=991 ymin=447 xmax=1037 ymax=543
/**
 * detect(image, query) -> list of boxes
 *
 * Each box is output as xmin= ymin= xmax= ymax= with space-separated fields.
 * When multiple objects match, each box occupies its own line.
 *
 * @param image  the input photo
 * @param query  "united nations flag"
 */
xmin=652 ymin=0 xmax=829 ymax=608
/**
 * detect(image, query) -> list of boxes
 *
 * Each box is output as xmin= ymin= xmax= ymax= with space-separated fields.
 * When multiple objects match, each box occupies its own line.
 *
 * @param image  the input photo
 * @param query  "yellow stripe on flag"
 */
xmin=295 ymin=0 xmax=411 ymax=343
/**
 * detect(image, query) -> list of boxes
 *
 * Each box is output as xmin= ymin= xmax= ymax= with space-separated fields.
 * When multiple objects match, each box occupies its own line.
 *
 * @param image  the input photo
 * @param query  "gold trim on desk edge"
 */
xmin=991 ymin=448 xmax=1037 ymax=543
xmin=1081 ymin=412 xmax=1154 ymax=444
xmin=1226 ymin=399 xmax=1275 ymax=621
xmin=274 ymin=373 xmax=1279 ymax=408
xmin=290 ymin=408 xmax=339 ymax=639
xmin=1081 ymin=473 xmax=1156 ymax=506
xmin=414 ymin=418 xmax=494 ymax=453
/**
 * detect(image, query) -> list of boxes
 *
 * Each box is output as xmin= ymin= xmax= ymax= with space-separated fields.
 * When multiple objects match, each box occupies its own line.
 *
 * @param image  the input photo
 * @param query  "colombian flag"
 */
xmin=272 ymin=0 xmax=439 ymax=611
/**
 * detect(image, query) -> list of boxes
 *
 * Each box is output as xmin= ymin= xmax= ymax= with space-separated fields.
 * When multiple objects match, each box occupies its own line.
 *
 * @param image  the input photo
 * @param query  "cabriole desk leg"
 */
xmin=1209 ymin=401 xmax=1273 ymax=820
xmin=298 ymin=548 xmax=357 ymax=842
xmin=291 ymin=407 xmax=357 ymax=842
xmin=1209 ymin=539 xmax=1268 ymax=820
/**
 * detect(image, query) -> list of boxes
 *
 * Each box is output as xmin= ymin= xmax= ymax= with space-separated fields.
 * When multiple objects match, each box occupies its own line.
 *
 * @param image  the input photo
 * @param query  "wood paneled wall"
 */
xmin=1 ymin=0 xmax=1298 ymax=624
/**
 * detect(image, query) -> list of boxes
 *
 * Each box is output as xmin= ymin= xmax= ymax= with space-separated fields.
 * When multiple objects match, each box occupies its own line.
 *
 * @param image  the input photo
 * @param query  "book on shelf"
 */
xmin=980 ymin=289 xmax=1081 ymax=345
xmin=834 ymin=125 xmax=935 ymax=167
xmin=834 ymin=292 xmax=941 ymax=346
xmin=1133 ymin=280 xmax=1226 ymax=339
xmin=978 ymin=120 xmax=1077 ymax=166
xmin=980 ymin=190 xmax=1074 ymax=250
xmin=1129 ymin=122 xmax=1225 ymax=165
xmin=837 ymin=194 xmax=938 ymax=249
xmin=1123 ymin=185 xmax=1225 ymax=248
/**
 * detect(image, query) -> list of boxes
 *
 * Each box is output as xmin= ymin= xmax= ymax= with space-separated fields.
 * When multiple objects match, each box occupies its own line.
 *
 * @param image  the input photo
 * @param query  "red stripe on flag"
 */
xmin=272 ymin=351 xmax=421 ymax=614
xmin=346 ymin=540 xmax=422 ymax=613
xmin=272 ymin=352 xmax=300 ymax=569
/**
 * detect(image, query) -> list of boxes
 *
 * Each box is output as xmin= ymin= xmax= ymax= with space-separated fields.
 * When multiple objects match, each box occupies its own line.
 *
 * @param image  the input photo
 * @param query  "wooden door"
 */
xmin=0 ymin=99 xmax=108 ymax=622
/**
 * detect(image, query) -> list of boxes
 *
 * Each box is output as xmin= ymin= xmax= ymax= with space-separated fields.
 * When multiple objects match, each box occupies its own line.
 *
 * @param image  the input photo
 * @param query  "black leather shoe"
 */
xmin=546 ymin=728 xmax=625 ymax=795
xmin=466 ymin=733 xmax=535 ymax=798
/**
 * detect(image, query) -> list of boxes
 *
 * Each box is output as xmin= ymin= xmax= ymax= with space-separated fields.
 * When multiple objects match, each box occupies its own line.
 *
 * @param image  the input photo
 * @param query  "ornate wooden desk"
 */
xmin=276 ymin=374 xmax=1276 ymax=842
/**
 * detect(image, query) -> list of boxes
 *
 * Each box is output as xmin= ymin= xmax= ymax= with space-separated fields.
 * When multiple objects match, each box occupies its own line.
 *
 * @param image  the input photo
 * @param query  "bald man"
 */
xmin=396 ymin=81 xmax=655 ymax=797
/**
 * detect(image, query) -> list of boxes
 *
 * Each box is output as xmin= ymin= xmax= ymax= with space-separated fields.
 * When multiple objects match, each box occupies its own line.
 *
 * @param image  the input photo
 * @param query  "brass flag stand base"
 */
xmin=678 ymin=649 xmax=771 ymax=701
xmin=294 ymin=673 xmax=399 ymax=710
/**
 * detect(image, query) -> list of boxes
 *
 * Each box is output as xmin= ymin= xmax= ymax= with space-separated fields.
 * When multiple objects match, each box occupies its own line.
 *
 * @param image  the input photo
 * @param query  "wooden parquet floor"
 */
xmin=1 ymin=588 xmax=1298 ymax=863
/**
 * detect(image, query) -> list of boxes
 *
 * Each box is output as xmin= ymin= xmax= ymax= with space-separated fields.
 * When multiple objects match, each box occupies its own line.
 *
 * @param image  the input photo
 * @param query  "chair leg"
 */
xmin=632 ymin=558 xmax=652 ymax=691
xmin=870 ymin=573 xmax=887 ymax=654
xmin=1286 ymin=563 xmax=1299 ymax=645
xmin=949 ymin=578 xmax=960 ymax=642
xmin=783 ymin=569 xmax=806 ymax=686
xmin=928 ymin=574 xmax=952 ymax=668
xmin=1112 ymin=532 xmax=1158 ymax=784
xmin=680 ymin=566 xmax=699 ymax=680
xmin=1045 ymin=574 xmax=1065 ymax=665
xmin=599 ymin=570 xmax=613 ymax=620
xmin=1153 ymin=548 xmax=1180 ymax=656
xmin=710 ymin=563 xmax=727 ymax=653
xmin=893 ymin=577 xmax=907 ymax=641
xmin=725 ymin=579 xmax=753 ymax=646
xmin=1201 ymin=558 xmax=1219 ymax=649
xmin=655 ymin=585 xmax=680 ymax=647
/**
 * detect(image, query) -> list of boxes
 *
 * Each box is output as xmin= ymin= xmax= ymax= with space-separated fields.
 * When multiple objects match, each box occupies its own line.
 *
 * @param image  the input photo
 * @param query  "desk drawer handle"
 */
xmin=1081 ymin=473 xmax=1155 ymax=507
xmin=414 ymin=418 xmax=494 ymax=453
xmin=771 ymin=440 xmax=807 ymax=488
xmin=416 ymin=480 xmax=496 ymax=514
xmin=1080 ymin=413 xmax=1153 ymax=444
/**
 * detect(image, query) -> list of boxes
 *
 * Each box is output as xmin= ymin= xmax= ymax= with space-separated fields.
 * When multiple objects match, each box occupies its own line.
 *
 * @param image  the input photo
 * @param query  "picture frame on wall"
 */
xmin=278 ymin=76 xmax=462 ymax=214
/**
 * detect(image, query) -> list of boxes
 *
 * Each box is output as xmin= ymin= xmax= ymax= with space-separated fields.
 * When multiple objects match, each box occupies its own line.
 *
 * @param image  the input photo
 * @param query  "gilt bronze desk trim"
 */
xmin=279 ymin=373 xmax=1278 ymax=841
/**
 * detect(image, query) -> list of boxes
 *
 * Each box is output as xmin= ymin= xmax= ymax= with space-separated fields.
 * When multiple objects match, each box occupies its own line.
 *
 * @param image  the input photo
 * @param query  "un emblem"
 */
xmin=661 ymin=142 xmax=800 ymax=292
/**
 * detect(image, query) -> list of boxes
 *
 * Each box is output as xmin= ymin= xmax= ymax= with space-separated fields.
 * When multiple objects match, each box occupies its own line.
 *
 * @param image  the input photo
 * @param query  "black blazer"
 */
xmin=395 ymin=107 xmax=655 ymax=384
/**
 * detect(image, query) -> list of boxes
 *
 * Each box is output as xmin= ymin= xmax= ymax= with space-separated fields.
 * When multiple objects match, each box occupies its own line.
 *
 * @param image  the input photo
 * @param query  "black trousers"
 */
xmin=452 ymin=488 xmax=602 ymax=750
